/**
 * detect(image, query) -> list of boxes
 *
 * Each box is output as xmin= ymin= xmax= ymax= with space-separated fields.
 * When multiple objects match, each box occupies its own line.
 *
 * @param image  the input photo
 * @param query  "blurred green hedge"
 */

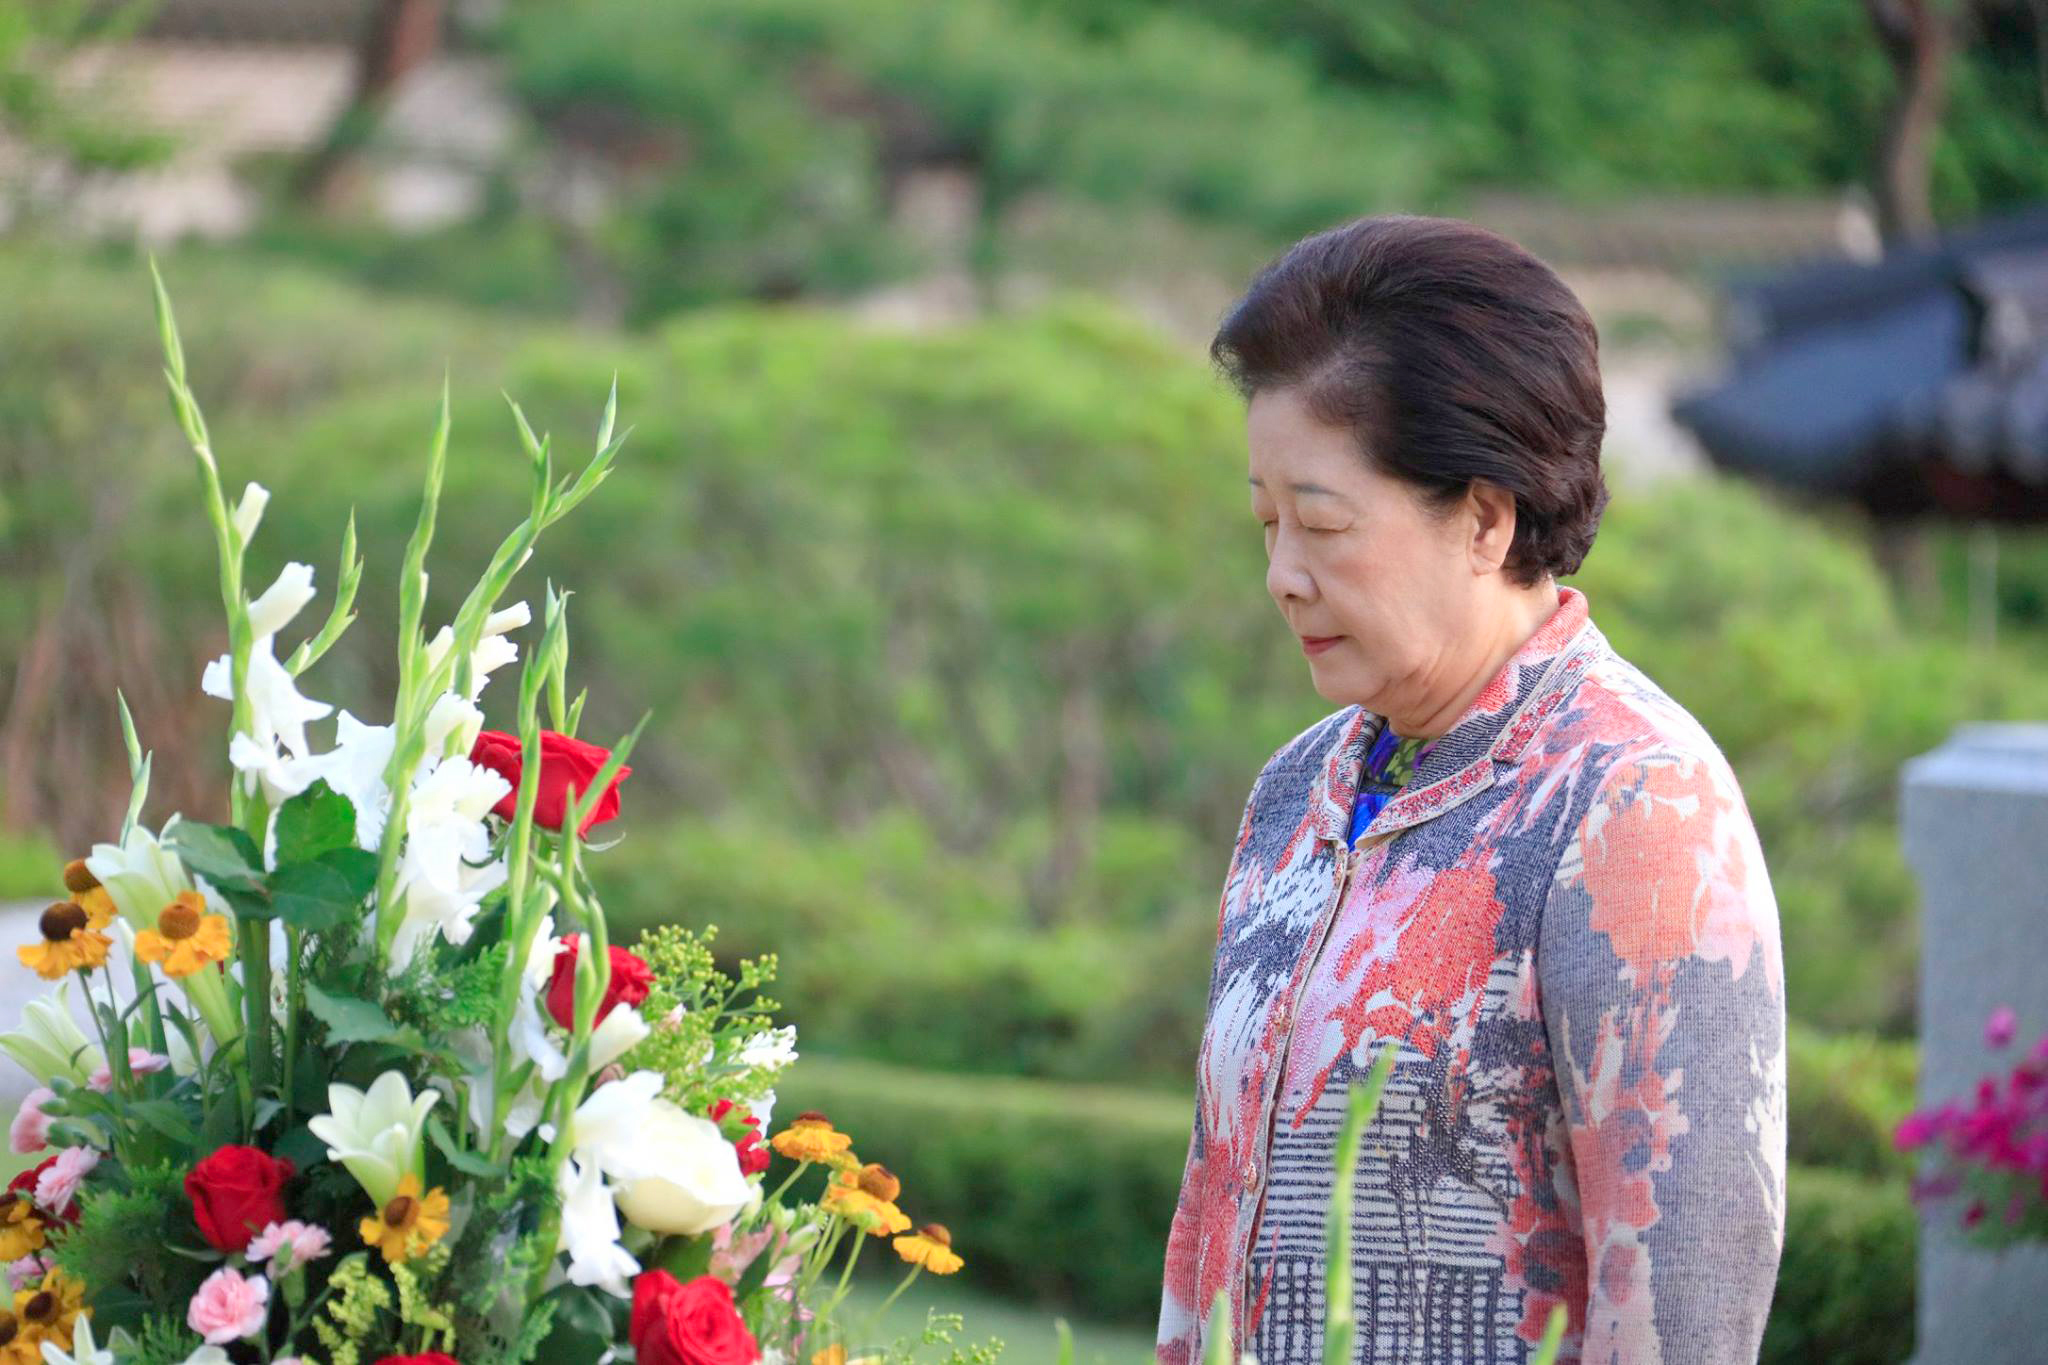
xmin=5 ymin=249 xmax=2046 ymax=1059
xmin=781 ymin=1053 xmax=1918 ymax=1358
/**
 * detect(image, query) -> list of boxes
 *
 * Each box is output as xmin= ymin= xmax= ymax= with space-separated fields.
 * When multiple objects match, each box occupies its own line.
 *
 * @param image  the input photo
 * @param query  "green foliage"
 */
xmin=51 ymin=1160 xmax=209 ymax=1330
xmin=5 ymin=251 xmax=2038 ymax=1083
xmin=1785 ymin=1021 xmax=1917 ymax=1179
xmin=629 ymin=922 xmax=787 ymax=1110
xmin=498 ymin=0 xmax=1437 ymax=320
xmin=1762 ymin=1164 xmax=1917 ymax=1365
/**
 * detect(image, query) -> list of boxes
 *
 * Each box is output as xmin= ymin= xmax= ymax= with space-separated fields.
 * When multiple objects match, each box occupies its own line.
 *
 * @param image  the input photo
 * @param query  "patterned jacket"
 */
xmin=1156 ymin=586 xmax=1787 ymax=1365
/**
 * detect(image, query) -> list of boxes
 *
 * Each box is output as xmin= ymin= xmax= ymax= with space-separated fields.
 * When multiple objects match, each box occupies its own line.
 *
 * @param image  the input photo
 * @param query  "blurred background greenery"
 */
xmin=6 ymin=0 xmax=2047 ymax=1360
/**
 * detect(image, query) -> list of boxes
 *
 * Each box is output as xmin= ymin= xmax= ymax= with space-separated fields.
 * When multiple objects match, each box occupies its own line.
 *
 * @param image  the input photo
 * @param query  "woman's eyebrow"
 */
xmin=1247 ymin=476 xmax=1346 ymax=499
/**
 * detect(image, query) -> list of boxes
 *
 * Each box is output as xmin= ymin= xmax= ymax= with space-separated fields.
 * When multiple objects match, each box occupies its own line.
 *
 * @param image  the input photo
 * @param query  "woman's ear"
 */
xmin=1466 ymin=482 xmax=1518 ymax=575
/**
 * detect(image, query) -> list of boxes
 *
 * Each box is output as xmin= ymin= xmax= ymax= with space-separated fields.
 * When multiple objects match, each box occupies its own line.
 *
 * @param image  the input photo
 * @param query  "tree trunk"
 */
xmin=1861 ymin=0 xmax=1954 ymax=244
xmin=294 ymin=0 xmax=446 ymax=210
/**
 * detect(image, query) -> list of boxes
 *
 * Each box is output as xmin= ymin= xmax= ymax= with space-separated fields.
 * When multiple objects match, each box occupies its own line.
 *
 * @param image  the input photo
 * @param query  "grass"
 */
xmin=838 ymin=1266 xmax=1159 ymax=1365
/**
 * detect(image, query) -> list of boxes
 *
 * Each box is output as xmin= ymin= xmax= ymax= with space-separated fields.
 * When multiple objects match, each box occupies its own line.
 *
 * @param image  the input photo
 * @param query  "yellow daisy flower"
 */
xmin=16 ymin=901 xmax=111 ymax=981
xmin=59 ymin=861 xmax=116 ymax=929
xmin=359 ymin=1172 xmax=451 ymax=1264
xmin=769 ymin=1111 xmax=853 ymax=1164
xmin=133 ymin=892 xmax=234 ymax=979
xmin=811 ymin=1348 xmax=847 ymax=1365
xmin=0 ymin=1312 xmax=36 ymax=1365
xmin=13 ymin=1264 xmax=85 ymax=1352
xmin=891 ymin=1222 xmax=964 ymax=1275
xmin=822 ymin=1163 xmax=911 ymax=1236
xmin=0 ymin=1202 xmax=45 ymax=1263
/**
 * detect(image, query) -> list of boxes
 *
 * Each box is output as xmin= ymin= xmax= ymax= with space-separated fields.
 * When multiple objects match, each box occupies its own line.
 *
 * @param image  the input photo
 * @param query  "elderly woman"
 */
xmin=1156 ymin=216 xmax=1787 ymax=1365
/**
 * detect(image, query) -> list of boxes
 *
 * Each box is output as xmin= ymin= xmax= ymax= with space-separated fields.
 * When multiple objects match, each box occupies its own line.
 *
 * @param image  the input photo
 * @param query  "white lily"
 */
xmin=557 ymin=1155 xmax=640 ymax=1299
xmin=201 ymin=561 xmax=334 ymax=803
xmin=387 ymin=755 xmax=511 ymax=973
xmin=307 ymin=1071 xmax=439 ymax=1207
xmin=84 ymin=821 xmax=195 ymax=930
xmin=39 ymin=1313 xmax=121 ymax=1365
xmin=0 ymin=980 xmax=104 ymax=1086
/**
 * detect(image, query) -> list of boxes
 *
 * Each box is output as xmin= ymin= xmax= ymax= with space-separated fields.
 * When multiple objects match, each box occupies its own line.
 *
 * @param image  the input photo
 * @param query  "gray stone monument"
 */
xmin=1901 ymin=723 xmax=2048 ymax=1363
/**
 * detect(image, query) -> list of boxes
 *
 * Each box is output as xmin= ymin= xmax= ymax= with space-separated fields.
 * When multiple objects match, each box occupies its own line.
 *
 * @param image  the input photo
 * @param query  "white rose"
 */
xmin=613 ymin=1101 xmax=753 ymax=1236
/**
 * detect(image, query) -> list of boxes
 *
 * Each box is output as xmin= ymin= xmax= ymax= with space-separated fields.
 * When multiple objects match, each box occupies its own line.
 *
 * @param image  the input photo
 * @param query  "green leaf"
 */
xmin=166 ymin=821 xmax=262 ymax=889
xmin=428 ymin=1113 xmax=505 ymax=1179
xmin=127 ymin=1099 xmax=199 ymax=1146
xmin=272 ymin=1123 xmax=327 ymax=1171
xmin=273 ymin=778 xmax=358 ymax=867
xmin=303 ymin=981 xmax=400 ymax=1045
xmin=268 ymin=848 xmax=377 ymax=933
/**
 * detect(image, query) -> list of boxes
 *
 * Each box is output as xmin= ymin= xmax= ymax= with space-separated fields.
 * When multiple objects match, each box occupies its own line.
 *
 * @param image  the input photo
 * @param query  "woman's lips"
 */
xmin=1300 ymin=635 xmax=1343 ymax=656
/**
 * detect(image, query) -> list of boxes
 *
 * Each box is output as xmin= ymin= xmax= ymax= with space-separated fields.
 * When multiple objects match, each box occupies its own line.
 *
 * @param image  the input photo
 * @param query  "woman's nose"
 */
xmin=1266 ymin=539 xmax=1316 ymax=605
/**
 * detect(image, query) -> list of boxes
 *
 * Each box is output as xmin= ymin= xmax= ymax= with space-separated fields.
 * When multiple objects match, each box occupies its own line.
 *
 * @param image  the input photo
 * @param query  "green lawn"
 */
xmin=838 ymin=1267 xmax=1158 ymax=1365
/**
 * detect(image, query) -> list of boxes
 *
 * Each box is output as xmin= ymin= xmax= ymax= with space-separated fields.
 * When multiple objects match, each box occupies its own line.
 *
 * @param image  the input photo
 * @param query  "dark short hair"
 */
xmin=1211 ymin=214 xmax=1609 ymax=584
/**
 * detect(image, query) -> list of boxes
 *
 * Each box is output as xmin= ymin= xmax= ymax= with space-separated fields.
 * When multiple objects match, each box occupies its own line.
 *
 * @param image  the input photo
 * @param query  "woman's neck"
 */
xmin=1385 ymin=581 xmax=1561 ymax=740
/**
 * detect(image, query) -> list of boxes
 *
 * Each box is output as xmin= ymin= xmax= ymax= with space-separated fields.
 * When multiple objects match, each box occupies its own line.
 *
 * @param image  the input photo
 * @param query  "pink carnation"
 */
xmin=33 ymin=1145 xmax=99 ymax=1216
xmin=188 ymin=1265 xmax=270 ymax=1344
xmin=1987 ymin=1006 xmax=2020 ymax=1049
xmin=5 ymin=1254 xmax=48 ymax=1292
xmin=9 ymin=1088 xmax=55 ymax=1154
xmin=246 ymin=1219 xmax=332 ymax=1276
xmin=87 ymin=1048 xmax=173 ymax=1093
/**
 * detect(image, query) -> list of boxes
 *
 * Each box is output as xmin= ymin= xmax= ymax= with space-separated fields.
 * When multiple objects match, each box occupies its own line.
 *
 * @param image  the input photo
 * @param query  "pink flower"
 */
xmin=188 ymin=1265 xmax=270 ymax=1344
xmin=246 ymin=1219 xmax=332 ymax=1276
xmin=33 ymin=1145 xmax=99 ymax=1216
xmin=1987 ymin=1007 xmax=2020 ymax=1049
xmin=9 ymin=1088 xmax=55 ymax=1154
xmin=87 ymin=1048 xmax=173 ymax=1092
xmin=5 ymin=1254 xmax=48 ymax=1292
xmin=1894 ymin=1111 xmax=1941 ymax=1151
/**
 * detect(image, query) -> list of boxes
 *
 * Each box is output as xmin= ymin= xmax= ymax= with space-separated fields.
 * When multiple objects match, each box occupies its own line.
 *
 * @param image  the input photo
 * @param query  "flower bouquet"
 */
xmin=1896 ymin=1004 xmax=2048 ymax=1244
xmin=0 ymin=268 xmax=989 ymax=1365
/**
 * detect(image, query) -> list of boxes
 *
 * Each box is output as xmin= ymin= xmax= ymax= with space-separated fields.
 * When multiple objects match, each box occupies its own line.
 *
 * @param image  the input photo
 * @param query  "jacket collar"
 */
xmin=1306 ymin=585 xmax=1604 ymax=848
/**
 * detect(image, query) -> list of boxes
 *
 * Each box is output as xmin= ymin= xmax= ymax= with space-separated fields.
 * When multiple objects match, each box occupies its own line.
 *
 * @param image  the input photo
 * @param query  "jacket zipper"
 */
xmin=1235 ymin=836 xmax=1365 ymax=1346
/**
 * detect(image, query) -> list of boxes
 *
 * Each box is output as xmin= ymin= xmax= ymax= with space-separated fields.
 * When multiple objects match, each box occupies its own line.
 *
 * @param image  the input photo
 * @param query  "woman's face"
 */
xmin=1246 ymin=385 xmax=1496 ymax=717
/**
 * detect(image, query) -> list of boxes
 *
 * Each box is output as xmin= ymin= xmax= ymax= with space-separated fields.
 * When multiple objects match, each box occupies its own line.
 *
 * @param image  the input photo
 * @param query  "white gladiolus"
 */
xmin=307 ymin=1072 xmax=439 ymax=1207
xmin=422 ymin=599 xmax=531 ymax=702
xmin=229 ymin=481 xmax=269 ymax=545
xmin=387 ymin=756 xmax=511 ymax=973
xmin=567 ymin=1070 xmax=664 ymax=1179
xmin=589 ymin=1006 xmax=650 ymax=1073
xmin=202 ymin=561 xmax=335 ymax=804
xmin=556 ymin=1156 xmax=640 ymax=1299
xmin=737 ymin=1026 xmax=798 ymax=1071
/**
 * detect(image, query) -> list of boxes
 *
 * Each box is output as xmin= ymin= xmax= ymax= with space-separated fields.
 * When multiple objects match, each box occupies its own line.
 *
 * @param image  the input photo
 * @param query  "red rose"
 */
xmin=185 ymin=1144 xmax=294 ymax=1253
xmin=632 ymin=1270 xmax=759 ymax=1365
xmin=545 ymin=933 xmax=654 ymax=1032
xmin=469 ymin=729 xmax=632 ymax=837
xmin=709 ymin=1099 xmax=770 ymax=1176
